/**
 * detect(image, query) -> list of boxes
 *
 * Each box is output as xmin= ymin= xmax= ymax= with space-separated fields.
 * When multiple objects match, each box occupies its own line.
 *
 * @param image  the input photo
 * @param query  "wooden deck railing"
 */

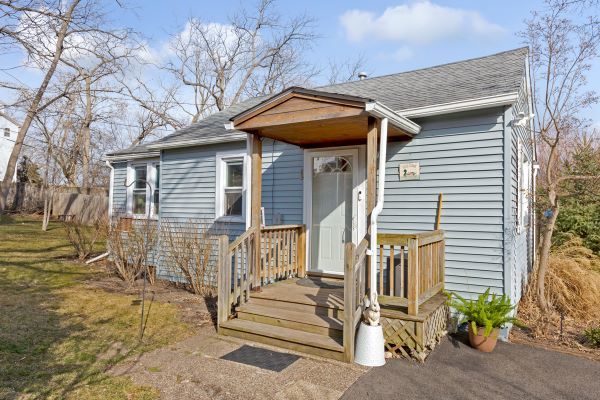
xmin=217 ymin=227 xmax=257 ymax=329
xmin=259 ymin=225 xmax=306 ymax=284
xmin=217 ymin=224 xmax=307 ymax=329
xmin=343 ymin=238 xmax=369 ymax=363
xmin=376 ymin=230 xmax=445 ymax=315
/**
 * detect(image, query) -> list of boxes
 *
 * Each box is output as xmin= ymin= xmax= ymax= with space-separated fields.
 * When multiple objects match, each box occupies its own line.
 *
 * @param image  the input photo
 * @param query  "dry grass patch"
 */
xmin=0 ymin=216 xmax=193 ymax=399
xmin=516 ymin=238 xmax=600 ymax=359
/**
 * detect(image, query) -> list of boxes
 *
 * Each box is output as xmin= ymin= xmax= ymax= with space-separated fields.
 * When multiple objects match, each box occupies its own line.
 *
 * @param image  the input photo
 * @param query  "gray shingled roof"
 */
xmin=107 ymin=47 xmax=527 ymax=157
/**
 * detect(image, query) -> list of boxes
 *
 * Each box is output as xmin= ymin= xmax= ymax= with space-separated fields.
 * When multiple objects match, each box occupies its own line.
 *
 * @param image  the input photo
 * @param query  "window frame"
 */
xmin=3 ymin=127 xmax=9 ymax=138
xmin=126 ymin=160 xmax=160 ymax=219
xmin=215 ymin=150 xmax=250 ymax=224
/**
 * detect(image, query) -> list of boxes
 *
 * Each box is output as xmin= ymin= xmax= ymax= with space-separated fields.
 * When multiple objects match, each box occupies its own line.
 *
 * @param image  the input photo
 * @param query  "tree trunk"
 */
xmin=536 ymin=199 xmax=559 ymax=312
xmin=81 ymin=74 xmax=92 ymax=187
xmin=0 ymin=0 xmax=80 ymax=212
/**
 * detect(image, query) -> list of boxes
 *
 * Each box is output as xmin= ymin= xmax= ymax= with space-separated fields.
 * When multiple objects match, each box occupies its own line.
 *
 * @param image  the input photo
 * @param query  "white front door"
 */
xmin=305 ymin=148 xmax=363 ymax=275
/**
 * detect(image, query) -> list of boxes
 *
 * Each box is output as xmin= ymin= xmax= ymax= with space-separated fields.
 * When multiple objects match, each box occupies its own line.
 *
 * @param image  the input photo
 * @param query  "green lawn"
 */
xmin=0 ymin=216 xmax=192 ymax=400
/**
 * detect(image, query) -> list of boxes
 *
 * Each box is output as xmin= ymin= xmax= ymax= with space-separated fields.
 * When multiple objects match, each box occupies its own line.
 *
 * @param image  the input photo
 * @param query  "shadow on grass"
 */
xmin=0 ymin=275 xmax=144 ymax=399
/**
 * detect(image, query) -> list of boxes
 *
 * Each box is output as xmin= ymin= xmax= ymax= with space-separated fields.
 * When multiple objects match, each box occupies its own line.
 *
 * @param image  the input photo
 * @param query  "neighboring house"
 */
xmin=0 ymin=111 xmax=19 ymax=182
xmin=105 ymin=48 xmax=536 ymax=361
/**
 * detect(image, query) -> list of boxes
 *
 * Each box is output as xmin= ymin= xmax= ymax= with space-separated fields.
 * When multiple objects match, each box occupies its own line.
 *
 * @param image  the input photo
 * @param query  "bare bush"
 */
xmin=107 ymin=217 xmax=157 ymax=286
xmin=63 ymin=215 xmax=108 ymax=261
xmin=161 ymin=219 xmax=217 ymax=295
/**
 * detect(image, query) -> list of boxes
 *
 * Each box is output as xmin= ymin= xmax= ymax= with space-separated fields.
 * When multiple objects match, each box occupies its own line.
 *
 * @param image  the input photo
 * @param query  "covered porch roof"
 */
xmin=226 ymin=87 xmax=421 ymax=147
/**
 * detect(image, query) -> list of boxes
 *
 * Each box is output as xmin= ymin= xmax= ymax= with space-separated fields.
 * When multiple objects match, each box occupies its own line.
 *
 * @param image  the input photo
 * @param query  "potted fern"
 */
xmin=449 ymin=288 xmax=519 ymax=352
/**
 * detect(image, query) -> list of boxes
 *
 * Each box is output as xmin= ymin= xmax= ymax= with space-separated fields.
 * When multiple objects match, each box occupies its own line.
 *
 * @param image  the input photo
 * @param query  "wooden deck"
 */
xmin=219 ymin=277 xmax=448 ymax=361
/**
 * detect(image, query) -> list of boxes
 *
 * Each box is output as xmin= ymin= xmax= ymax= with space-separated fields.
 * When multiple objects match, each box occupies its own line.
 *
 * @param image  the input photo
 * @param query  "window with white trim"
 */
xmin=127 ymin=161 xmax=160 ymax=217
xmin=517 ymin=140 xmax=531 ymax=233
xmin=216 ymin=152 xmax=247 ymax=222
xmin=3 ymin=128 xmax=9 ymax=137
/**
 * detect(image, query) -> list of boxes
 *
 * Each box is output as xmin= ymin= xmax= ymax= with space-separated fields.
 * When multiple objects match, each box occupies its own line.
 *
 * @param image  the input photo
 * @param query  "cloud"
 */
xmin=339 ymin=1 xmax=505 ymax=45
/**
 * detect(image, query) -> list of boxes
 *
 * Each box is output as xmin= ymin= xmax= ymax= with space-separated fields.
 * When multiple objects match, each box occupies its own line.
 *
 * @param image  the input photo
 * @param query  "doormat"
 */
xmin=296 ymin=277 xmax=344 ymax=289
xmin=220 ymin=345 xmax=301 ymax=372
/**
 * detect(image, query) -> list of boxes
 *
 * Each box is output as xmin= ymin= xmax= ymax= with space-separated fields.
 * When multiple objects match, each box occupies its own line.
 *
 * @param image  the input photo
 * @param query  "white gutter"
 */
xmin=370 ymin=117 xmax=388 ymax=302
xmin=105 ymin=160 xmax=114 ymax=221
xmin=399 ymin=93 xmax=518 ymax=119
xmin=365 ymin=102 xmax=420 ymax=135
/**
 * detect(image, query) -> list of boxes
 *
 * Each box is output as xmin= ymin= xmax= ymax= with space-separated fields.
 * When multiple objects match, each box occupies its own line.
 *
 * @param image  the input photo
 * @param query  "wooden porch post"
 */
xmin=366 ymin=117 xmax=378 ymax=291
xmin=251 ymin=134 xmax=262 ymax=289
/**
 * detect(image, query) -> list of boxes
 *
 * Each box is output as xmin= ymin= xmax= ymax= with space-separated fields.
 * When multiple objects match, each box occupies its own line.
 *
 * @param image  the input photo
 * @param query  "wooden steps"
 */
xmin=220 ymin=318 xmax=345 ymax=361
xmin=236 ymin=303 xmax=343 ymax=337
xmin=219 ymin=278 xmax=346 ymax=361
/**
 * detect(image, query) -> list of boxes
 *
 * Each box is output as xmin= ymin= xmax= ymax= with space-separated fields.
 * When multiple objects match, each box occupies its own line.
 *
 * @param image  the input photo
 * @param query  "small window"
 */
xmin=3 ymin=128 xmax=9 ymax=137
xmin=132 ymin=165 xmax=147 ymax=215
xmin=216 ymin=153 xmax=246 ymax=222
xmin=224 ymin=161 xmax=243 ymax=216
xmin=153 ymin=165 xmax=160 ymax=216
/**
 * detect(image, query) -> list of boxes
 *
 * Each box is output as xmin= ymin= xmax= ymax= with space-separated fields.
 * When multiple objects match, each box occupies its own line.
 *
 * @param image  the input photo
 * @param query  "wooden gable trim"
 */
xmin=233 ymin=91 xmax=367 ymax=130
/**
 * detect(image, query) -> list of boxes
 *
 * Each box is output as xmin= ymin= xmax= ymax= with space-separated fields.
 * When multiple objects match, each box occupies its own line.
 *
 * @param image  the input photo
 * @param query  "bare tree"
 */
xmin=326 ymin=55 xmax=369 ymax=85
xmin=0 ymin=0 xmax=81 ymax=210
xmin=0 ymin=0 xmax=136 ymax=209
xmin=521 ymin=0 xmax=600 ymax=311
xmin=164 ymin=0 xmax=317 ymax=122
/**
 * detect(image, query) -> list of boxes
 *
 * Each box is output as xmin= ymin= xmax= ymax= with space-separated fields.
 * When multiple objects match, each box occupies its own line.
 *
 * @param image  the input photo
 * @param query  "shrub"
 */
xmin=63 ymin=215 xmax=108 ymax=261
xmin=449 ymin=288 xmax=520 ymax=337
xmin=583 ymin=326 xmax=600 ymax=348
xmin=107 ymin=217 xmax=157 ymax=286
xmin=161 ymin=219 xmax=217 ymax=295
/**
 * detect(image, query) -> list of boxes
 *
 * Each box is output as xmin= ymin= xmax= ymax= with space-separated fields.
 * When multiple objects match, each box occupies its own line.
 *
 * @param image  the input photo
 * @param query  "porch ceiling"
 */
xmin=228 ymin=87 xmax=420 ymax=148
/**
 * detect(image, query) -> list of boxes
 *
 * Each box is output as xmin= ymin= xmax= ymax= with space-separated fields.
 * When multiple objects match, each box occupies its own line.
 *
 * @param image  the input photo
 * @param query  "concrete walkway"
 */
xmin=111 ymin=325 xmax=366 ymax=399
xmin=342 ymin=334 xmax=600 ymax=400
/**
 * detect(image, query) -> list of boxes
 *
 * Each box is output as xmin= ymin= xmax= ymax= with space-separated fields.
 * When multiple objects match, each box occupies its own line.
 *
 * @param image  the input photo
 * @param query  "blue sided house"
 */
xmin=105 ymin=48 xmax=536 ymax=362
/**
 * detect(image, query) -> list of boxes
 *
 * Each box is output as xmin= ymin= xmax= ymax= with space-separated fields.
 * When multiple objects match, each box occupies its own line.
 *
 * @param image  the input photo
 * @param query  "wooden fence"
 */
xmin=2 ymin=183 xmax=108 ymax=224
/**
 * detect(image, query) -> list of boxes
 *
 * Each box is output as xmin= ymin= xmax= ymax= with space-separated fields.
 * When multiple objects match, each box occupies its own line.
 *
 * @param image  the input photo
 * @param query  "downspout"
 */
xmin=369 ymin=117 xmax=388 ymax=308
xmin=354 ymin=117 xmax=388 ymax=367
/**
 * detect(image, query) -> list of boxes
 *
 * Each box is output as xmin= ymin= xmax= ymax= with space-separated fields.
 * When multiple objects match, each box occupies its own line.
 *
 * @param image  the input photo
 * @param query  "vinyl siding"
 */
xmin=156 ymin=139 xmax=303 ymax=282
xmin=261 ymin=139 xmax=304 ymax=225
xmin=111 ymin=162 xmax=127 ymax=215
xmin=506 ymin=75 xmax=535 ymax=305
xmin=380 ymin=108 xmax=506 ymax=298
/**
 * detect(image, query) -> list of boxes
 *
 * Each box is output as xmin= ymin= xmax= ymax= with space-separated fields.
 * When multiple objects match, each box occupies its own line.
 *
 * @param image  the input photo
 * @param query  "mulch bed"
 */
xmin=510 ymin=317 xmax=600 ymax=362
xmin=85 ymin=263 xmax=217 ymax=329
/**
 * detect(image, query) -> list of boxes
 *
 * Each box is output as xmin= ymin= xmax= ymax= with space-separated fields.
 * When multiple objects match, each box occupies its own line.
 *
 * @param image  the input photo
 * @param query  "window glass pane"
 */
xmin=224 ymin=190 xmax=242 ymax=216
xmin=155 ymin=165 xmax=160 ymax=189
xmin=134 ymin=166 xmax=147 ymax=189
xmin=153 ymin=189 xmax=159 ymax=215
xmin=3 ymin=128 xmax=9 ymax=137
xmin=226 ymin=161 xmax=243 ymax=187
xmin=133 ymin=191 xmax=146 ymax=214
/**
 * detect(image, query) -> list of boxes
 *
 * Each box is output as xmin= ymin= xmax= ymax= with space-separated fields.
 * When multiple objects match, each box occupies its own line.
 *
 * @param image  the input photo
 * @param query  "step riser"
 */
xmin=237 ymin=311 xmax=343 ymax=338
xmin=249 ymin=298 xmax=344 ymax=320
xmin=220 ymin=326 xmax=346 ymax=362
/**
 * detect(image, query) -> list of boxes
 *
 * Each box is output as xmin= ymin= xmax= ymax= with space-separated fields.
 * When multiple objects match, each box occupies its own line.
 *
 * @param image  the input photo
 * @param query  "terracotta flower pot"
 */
xmin=468 ymin=324 xmax=500 ymax=352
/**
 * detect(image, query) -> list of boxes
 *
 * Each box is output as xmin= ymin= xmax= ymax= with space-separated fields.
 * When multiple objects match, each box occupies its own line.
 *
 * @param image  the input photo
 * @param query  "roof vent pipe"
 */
xmin=358 ymin=72 xmax=367 ymax=80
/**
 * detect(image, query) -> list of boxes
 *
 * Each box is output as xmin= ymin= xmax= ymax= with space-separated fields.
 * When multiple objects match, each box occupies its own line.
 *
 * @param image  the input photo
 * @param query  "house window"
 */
xmin=3 ymin=128 xmax=9 ymax=137
xmin=216 ymin=152 xmax=247 ymax=222
xmin=153 ymin=165 xmax=160 ymax=216
xmin=132 ymin=165 xmax=147 ymax=215
xmin=128 ymin=162 xmax=160 ymax=217
xmin=517 ymin=140 xmax=530 ymax=233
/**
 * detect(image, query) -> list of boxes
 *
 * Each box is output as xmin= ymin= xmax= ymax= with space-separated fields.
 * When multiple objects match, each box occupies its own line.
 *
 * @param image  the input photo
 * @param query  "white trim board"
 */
xmin=399 ymin=93 xmax=518 ymax=118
